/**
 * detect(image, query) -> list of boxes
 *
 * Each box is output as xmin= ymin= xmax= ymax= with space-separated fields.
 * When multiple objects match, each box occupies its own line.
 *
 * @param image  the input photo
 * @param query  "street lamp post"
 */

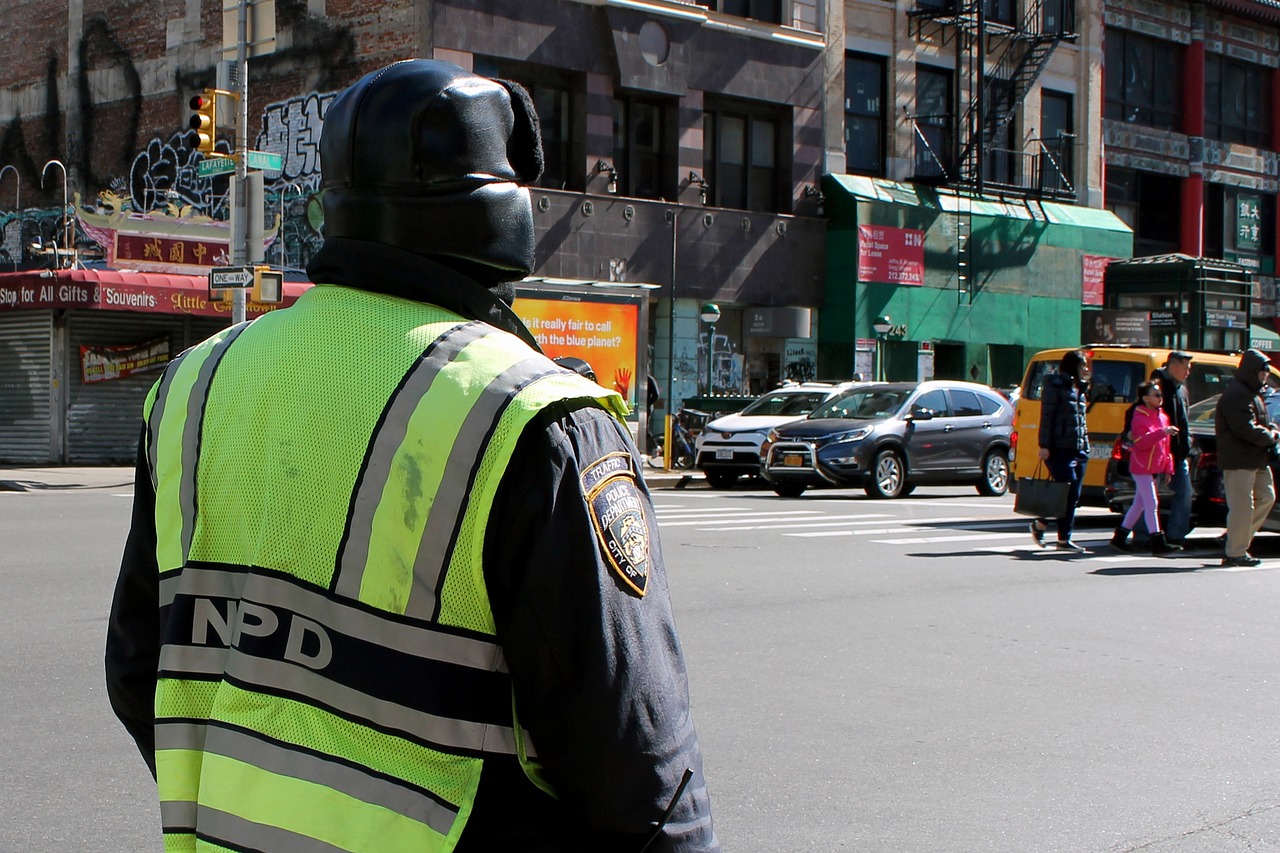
xmin=40 ymin=160 xmax=71 ymax=269
xmin=873 ymin=315 xmax=893 ymax=382
xmin=700 ymin=302 xmax=721 ymax=395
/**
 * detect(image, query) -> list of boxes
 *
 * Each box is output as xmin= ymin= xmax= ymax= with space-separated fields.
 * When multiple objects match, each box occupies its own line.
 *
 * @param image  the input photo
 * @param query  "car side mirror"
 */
xmin=909 ymin=408 xmax=934 ymax=421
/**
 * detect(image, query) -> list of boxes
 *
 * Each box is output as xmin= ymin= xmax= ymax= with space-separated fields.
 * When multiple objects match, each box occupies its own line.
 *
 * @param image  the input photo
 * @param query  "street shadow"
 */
xmin=1090 ymin=564 xmax=1217 ymax=576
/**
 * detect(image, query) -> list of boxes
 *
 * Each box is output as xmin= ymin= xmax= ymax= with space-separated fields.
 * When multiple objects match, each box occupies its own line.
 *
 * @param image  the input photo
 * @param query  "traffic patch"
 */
xmin=583 ymin=452 xmax=651 ymax=597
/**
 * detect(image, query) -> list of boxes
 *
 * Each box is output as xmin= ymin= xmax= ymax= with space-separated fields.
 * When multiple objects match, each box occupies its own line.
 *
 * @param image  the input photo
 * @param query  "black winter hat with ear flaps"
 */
xmin=318 ymin=60 xmax=544 ymax=281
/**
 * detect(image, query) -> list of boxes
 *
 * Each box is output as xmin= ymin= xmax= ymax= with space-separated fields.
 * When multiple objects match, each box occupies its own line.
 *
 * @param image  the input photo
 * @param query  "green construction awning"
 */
xmin=824 ymin=174 xmax=1133 ymax=234
xmin=1250 ymin=321 xmax=1280 ymax=352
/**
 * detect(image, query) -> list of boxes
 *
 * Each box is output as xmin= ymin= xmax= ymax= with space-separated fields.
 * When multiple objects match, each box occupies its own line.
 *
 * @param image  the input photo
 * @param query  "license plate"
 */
xmin=783 ymin=454 xmax=804 ymax=467
xmin=716 ymin=448 xmax=733 ymax=460
xmin=1088 ymin=443 xmax=1113 ymax=460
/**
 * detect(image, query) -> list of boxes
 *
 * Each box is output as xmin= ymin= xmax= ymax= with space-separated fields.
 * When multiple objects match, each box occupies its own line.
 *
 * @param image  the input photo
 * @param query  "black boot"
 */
xmin=1111 ymin=527 xmax=1133 ymax=552
xmin=1151 ymin=531 xmax=1183 ymax=555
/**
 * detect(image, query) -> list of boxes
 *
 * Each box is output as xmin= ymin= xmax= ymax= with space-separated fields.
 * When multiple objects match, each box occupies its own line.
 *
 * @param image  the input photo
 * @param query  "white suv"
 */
xmin=694 ymin=382 xmax=858 ymax=488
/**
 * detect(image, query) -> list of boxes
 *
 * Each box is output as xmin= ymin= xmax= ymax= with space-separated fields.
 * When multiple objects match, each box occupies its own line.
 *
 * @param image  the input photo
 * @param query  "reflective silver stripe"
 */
xmin=404 ymin=358 xmax=561 ymax=620
xmin=203 ymin=725 xmax=459 ymax=836
xmin=146 ymin=349 xmax=192 ymax=489
xmin=160 ymin=643 xmax=229 ymax=677
xmin=220 ymin=652 xmax=520 ymax=755
xmin=156 ymin=720 xmax=208 ymax=752
xmin=179 ymin=322 xmax=250 ymax=562
xmin=165 ymin=567 xmax=506 ymax=671
xmin=195 ymin=806 xmax=354 ymax=853
xmin=334 ymin=322 xmax=491 ymax=600
xmin=159 ymin=800 xmax=197 ymax=832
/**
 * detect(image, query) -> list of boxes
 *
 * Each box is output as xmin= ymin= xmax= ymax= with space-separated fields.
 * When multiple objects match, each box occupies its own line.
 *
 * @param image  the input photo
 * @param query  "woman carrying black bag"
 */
xmin=1030 ymin=349 xmax=1092 ymax=553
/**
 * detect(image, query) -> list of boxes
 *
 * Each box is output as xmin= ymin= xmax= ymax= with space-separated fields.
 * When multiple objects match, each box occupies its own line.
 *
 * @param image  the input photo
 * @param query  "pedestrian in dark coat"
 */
xmin=1214 ymin=348 xmax=1280 ymax=567
xmin=1031 ymin=349 xmax=1092 ymax=552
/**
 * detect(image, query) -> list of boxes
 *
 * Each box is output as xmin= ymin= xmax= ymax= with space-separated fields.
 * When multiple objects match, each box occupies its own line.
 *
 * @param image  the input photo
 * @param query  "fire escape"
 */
xmin=906 ymin=0 xmax=1078 ymax=201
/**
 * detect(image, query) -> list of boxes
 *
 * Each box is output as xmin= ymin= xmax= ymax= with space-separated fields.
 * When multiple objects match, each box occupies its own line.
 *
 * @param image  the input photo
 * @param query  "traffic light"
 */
xmin=253 ymin=266 xmax=284 ymax=304
xmin=188 ymin=90 xmax=218 ymax=155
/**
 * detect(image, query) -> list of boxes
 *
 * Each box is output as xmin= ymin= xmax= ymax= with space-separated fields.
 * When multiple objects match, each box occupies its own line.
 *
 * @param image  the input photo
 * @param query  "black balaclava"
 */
xmin=314 ymin=59 xmax=543 ymax=291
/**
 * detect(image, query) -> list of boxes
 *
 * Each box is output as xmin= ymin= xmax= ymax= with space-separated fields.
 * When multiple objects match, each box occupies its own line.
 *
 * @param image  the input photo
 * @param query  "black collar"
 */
xmin=305 ymin=237 xmax=541 ymax=351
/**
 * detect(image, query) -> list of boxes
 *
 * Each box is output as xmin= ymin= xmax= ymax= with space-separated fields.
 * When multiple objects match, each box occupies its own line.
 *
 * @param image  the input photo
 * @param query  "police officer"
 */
xmin=106 ymin=59 xmax=717 ymax=852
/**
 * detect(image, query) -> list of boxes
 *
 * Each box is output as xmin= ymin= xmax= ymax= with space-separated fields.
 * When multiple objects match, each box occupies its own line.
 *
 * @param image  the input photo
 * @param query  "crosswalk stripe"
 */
xmin=870 ymin=532 xmax=1035 ymax=545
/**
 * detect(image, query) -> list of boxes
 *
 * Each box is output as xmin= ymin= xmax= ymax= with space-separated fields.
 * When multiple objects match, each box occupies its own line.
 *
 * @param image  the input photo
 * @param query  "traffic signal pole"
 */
xmin=230 ymin=0 xmax=250 ymax=325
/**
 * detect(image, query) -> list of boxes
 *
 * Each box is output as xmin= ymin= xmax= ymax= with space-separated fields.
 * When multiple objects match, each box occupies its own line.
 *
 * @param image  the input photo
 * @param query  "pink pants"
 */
xmin=1122 ymin=473 xmax=1160 ymax=533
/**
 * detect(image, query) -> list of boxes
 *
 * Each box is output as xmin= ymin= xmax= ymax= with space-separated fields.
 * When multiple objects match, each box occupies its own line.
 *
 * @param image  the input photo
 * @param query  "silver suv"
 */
xmin=694 ymin=382 xmax=858 ymax=489
xmin=761 ymin=381 xmax=1014 ymax=498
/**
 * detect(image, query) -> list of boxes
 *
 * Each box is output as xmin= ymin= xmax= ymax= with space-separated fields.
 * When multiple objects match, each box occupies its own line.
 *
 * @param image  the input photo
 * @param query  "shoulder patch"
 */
xmin=583 ymin=452 xmax=651 ymax=597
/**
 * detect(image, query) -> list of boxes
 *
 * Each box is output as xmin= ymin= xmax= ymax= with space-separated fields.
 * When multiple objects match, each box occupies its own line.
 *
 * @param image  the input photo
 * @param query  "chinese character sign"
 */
xmin=857 ymin=225 xmax=925 ymax=286
xmin=1237 ymin=194 xmax=1262 ymax=253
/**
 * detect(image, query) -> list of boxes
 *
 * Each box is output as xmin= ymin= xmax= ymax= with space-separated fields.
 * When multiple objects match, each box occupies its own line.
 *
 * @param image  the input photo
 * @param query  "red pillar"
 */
xmin=1181 ymin=38 xmax=1206 ymax=256
xmin=1273 ymin=68 xmax=1280 ymax=151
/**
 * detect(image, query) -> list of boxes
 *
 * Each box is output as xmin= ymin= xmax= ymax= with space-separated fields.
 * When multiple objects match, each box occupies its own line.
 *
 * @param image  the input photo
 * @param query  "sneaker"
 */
xmin=1221 ymin=554 xmax=1263 ymax=567
xmin=1056 ymin=540 xmax=1089 ymax=554
xmin=1029 ymin=521 xmax=1046 ymax=548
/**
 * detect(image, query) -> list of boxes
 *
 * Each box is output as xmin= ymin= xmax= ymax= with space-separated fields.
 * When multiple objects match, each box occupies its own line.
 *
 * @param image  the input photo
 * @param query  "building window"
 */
xmin=1105 ymin=167 xmax=1182 ymax=257
xmin=475 ymin=58 xmax=579 ymax=191
xmin=704 ymin=100 xmax=784 ymax=211
xmin=984 ymin=121 xmax=1017 ymax=187
xmin=1041 ymin=90 xmax=1074 ymax=194
xmin=845 ymin=54 xmax=885 ymax=176
xmin=914 ymin=66 xmax=953 ymax=179
xmin=984 ymin=0 xmax=1016 ymax=26
xmin=695 ymin=0 xmax=784 ymax=24
xmin=613 ymin=95 xmax=672 ymax=200
xmin=1104 ymin=29 xmax=1182 ymax=131
xmin=1205 ymin=55 xmax=1271 ymax=148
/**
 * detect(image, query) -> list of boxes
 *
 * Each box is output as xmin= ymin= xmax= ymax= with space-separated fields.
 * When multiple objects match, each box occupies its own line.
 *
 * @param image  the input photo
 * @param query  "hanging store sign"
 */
xmin=1237 ymin=194 xmax=1262 ymax=253
xmin=1081 ymin=255 xmax=1113 ymax=306
xmin=80 ymin=336 xmax=172 ymax=383
xmin=0 ymin=270 xmax=306 ymax=317
xmin=857 ymin=225 xmax=925 ymax=286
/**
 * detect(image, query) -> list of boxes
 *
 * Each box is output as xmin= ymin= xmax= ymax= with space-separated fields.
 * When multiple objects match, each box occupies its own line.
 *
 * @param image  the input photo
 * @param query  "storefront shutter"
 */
xmin=0 ymin=311 xmax=54 ymax=464
xmin=65 ymin=312 xmax=233 ymax=464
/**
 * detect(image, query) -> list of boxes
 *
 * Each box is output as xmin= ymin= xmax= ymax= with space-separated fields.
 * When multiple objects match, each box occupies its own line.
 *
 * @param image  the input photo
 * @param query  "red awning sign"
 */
xmin=0 ymin=268 xmax=310 ymax=317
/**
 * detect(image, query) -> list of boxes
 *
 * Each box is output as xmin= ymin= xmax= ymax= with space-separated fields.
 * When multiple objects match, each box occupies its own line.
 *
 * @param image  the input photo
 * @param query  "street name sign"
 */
xmin=245 ymin=149 xmax=284 ymax=171
xmin=197 ymin=156 xmax=236 ymax=178
xmin=209 ymin=266 xmax=254 ymax=289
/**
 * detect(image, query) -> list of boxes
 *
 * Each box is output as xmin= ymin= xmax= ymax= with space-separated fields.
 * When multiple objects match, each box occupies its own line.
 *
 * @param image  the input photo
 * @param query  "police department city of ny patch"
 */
xmin=583 ymin=452 xmax=651 ymax=597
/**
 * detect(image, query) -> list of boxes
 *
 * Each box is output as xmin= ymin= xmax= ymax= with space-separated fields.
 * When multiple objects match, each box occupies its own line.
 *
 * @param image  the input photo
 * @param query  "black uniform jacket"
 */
xmin=105 ymin=241 xmax=719 ymax=852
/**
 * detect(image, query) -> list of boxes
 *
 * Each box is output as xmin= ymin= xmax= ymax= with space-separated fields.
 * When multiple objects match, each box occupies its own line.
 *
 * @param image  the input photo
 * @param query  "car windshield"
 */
xmin=739 ymin=391 xmax=829 ymax=416
xmin=809 ymin=388 xmax=910 ymax=420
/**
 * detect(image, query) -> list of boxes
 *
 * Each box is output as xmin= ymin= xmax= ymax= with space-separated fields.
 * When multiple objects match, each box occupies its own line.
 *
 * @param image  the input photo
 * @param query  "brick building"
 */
xmin=0 ymin=0 xmax=835 ymax=462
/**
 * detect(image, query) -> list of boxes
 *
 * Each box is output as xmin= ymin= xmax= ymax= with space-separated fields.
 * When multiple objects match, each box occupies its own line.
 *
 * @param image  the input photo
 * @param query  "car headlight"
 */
xmin=828 ymin=427 xmax=871 ymax=445
xmin=760 ymin=429 xmax=779 ymax=459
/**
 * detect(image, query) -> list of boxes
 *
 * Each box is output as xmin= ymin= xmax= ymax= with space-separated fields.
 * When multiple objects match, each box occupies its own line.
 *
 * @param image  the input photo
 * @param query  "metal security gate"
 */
xmin=0 ymin=311 xmax=54 ymax=464
xmin=64 ymin=312 xmax=231 ymax=463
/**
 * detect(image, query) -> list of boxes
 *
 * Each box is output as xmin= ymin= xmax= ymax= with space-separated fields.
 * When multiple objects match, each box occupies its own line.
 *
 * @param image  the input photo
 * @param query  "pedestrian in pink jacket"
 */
xmin=1112 ymin=381 xmax=1183 ymax=554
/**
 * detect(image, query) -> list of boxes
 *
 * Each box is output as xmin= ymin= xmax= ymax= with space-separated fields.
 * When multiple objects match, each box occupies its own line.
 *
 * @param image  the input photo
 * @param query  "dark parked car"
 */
xmin=760 ymin=381 xmax=1014 ymax=498
xmin=1105 ymin=391 xmax=1280 ymax=530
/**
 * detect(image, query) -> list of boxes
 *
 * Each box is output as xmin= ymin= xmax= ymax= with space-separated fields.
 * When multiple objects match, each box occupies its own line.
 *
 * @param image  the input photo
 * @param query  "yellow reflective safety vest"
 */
xmin=143 ymin=284 xmax=627 ymax=852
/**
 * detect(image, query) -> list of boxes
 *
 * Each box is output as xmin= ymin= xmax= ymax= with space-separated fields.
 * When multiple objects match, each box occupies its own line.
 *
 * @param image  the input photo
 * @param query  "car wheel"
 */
xmin=773 ymin=483 xmax=806 ymax=498
xmin=865 ymin=450 xmax=906 ymax=498
xmin=977 ymin=449 xmax=1010 ymax=496
xmin=706 ymin=472 xmax=737 ymax=489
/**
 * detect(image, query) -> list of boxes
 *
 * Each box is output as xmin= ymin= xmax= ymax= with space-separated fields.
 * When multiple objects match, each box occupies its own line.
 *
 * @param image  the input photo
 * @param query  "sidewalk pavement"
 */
xmin=0 ymin=464 xmax=706 ymax=492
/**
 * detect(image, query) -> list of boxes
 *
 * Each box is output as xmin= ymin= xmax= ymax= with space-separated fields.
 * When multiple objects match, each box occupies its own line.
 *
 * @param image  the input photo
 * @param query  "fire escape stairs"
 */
xmin=909 ymin=0 xmax=1077 ymax=196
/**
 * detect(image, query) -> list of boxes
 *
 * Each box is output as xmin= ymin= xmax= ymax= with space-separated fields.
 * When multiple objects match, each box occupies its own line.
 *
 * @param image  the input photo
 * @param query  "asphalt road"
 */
xmin=3 ymin=480 xmax=1279 ymax=851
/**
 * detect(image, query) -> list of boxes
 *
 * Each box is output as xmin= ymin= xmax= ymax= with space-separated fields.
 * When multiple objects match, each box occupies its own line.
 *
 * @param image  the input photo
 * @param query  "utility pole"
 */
xmin=231 ymin=0 xmax=250 ymax=325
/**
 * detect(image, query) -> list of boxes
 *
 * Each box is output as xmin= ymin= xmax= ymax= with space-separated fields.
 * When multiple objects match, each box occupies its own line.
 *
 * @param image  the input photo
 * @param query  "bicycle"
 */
xmin=648 ymin=407 xmax=709 ymax=470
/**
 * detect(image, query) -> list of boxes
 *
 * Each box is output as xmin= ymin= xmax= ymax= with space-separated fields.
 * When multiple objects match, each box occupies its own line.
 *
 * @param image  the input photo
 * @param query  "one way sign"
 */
xmin=209 ymin=266 xmax=254 ymax=288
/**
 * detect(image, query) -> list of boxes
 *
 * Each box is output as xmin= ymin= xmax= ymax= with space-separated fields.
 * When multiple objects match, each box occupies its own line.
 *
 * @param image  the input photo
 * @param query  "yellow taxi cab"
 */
xmin=1011 ymin=346 xmax=1251 ymax=506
